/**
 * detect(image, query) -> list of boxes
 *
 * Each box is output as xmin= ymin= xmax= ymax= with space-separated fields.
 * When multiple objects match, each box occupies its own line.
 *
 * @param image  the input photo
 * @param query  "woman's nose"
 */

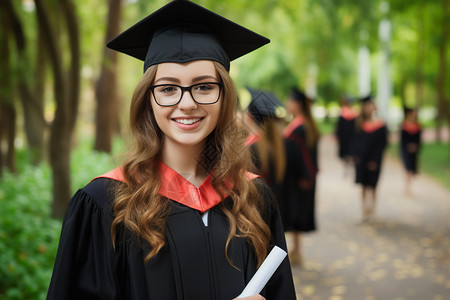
xmin=177 ymin=90 xmax=198 ymax=110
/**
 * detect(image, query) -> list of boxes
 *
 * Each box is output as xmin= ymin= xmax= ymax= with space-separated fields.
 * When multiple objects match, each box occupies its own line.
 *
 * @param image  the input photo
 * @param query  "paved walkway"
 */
xmin=289 ymin=135 xmax=450 ymax=300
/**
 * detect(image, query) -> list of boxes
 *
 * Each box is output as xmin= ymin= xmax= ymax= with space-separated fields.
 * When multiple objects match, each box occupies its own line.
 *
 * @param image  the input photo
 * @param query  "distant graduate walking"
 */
xmin=353 ymin=95 xmax=388 ymax=221
xmin=400 ymin=107 xmax=421 ymax=196
xmin=46 ymin=1 xmax=296 ymax=299
xmin=282 ymin=88 xmax=319 ymax=265
xmin=335 ymin=95 xmax=357 ymax=175
xmin=244 ymin=89 xmax=287 ymax=223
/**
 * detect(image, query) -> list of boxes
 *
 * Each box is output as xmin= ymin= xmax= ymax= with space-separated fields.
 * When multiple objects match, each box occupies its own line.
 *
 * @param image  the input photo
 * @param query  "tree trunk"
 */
xmin=436 ymin=0 xmax=449 ymax=149
xmin=94 ymin=0 xmax=123 ymax=153
xmin=35 ymin=0 xmax=80 ymax=218
xmin=2 ymin=0 xmax=47 ymax=165
xmin=0 ymin=12 xmax=17 ymax=175
xmin=415 ymin=0 xmax=425 ymax=107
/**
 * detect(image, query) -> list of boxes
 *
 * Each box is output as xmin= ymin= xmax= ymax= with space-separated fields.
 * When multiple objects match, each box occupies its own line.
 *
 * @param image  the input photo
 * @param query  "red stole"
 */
xmin=94 ymin=162 xmax=259 ymax=213
xmin=402 ymin=121 xmax=421 ymax=134
xmin=283 ymin=116 xmax=304 ymax=138
xmin=340 ymin=107 xmax=357 ymax=120
xmin=244 ymin=133 xmax=260 ymax=146
xmin=362 ymin=120 xmax=385 ymax=133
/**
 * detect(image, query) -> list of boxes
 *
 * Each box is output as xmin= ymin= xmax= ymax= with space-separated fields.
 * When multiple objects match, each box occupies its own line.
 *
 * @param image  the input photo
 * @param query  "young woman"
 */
xmin=244 ymin=89 xmax=287 ymax=225
xmin=400 ymin=107 xmax=421 ymax=196
xmin=47 ymin=1 xmax=296 ymax=299
xmin=352 ymin=95 xmax=388 ymax=221
xmin=282 ymin=88 xmax=319 ymax=265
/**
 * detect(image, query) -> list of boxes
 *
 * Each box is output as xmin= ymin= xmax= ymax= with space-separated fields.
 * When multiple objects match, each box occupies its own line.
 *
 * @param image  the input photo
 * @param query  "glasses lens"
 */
xmin=152 ymin=83 xmax=221 ymax=106
xmin=192 ymin=83 xmax=221 ymax=104
xmin=153 ymin=85 xmax=181 ymax=106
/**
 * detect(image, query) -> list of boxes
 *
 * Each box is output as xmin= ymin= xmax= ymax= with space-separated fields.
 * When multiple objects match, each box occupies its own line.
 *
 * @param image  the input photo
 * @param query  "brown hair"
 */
xmin=255 ymin=118 xmax=286 ymax=184
xmin=111 ymin=61 xmax=271 ymax=266
xmin=355 ymin=101 xmax=373 ymax=132
xmin=302 ymin=100 xmax=320 ymax=148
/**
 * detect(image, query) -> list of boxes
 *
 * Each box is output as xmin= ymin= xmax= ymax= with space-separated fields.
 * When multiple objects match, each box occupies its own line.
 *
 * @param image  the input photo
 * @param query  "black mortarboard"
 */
xmin=403 ymin=106 xmax=415 ymax=115
xmin=341 ymin=95 xmax=355 ymax=104
xmin=247 ymin=88 xmax=285 ymax=124
xmin=360 ymin=94 xmax=373 ymax=103
xmin=107 ymin=0 xmax=270 ymax=72
xmin=289 ymin=88 xmax=307 ymax=105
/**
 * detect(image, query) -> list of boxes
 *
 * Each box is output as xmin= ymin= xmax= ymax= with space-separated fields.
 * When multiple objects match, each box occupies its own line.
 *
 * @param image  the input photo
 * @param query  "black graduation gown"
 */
xmin=335 ymin=109 xmax=356 ymax=159
xmin=282 ymin=119 xmax=318 ymax=232
xmin=46 ymin=169 xmax=296 ymax=299
xmin=353 ymin=121 xmax=388 ymax=188
xmin=400 ymin=121 xmax=421 ymax=173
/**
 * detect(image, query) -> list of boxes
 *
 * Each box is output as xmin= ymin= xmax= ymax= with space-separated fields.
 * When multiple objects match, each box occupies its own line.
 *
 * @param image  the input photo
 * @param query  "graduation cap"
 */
xmin=247 ymin=88 xmax=285 ymax=124
xmin=107 ymin=0 xmax=270 ymax=72
xmin=341 ymin=95 xmax=355 ymax=104
xmin=403 ymin=106 xmax=417 ymax=116
xmin=289 ymin=88 xmax=307 ymax=105
xmin=359 ymin=94 xmax=373 ymax=103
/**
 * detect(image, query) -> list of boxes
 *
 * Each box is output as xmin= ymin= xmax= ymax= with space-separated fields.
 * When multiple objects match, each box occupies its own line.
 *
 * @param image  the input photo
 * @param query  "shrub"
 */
xmin=0 ymin=139 xmax=121 ymax=299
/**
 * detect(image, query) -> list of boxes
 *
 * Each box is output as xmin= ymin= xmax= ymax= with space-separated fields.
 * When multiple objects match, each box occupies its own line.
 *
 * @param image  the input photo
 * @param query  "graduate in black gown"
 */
xmin=353 ymin=95 xmax=388 ymax=221
xmin=335 ymin=95 xmax=357 ymax=176
xmin=244 ymin=89 xmax=287 ymax=225
xmin=282 ymin=88 xmax=319 ymax=265
xmin=47 ymin=1 xmax=296 ymax=299
xmin=400 ymin=107 xmax=421 ymax=196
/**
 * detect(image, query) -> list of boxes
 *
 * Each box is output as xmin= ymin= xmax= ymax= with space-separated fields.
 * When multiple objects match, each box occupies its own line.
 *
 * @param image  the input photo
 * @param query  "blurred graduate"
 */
xmin=47 ymin=1 xmax=296 ymax=299
xmin=244 ymin=89 xmax=287 ymax=224
xmin=335 ymin=95 xmax=357 ymax=176
xmin=352 ymin=95 xmax=388 ymax=221
xmin=400 ymin=107 xmax=421 ymax=196
xmin=282 ymin=88 xmax=319 ymax=265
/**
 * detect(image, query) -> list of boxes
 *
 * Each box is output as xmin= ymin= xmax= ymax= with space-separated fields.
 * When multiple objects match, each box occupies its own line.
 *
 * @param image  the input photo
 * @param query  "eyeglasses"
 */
xmin=149 ymin=82 xmax=223 ymax=107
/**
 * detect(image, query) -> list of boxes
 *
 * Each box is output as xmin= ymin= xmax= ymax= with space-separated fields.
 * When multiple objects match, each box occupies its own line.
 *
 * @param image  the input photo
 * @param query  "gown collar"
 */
xmin=402 ymin=120 xmax=421 ymax=134
xmin=244 ymin=132 xmax=260 ymax=146
xmin=95 ymin=162 xmax=259 ymax=213
xmin=283 ymin=116 xmax=304 ymax=137
xmin=362 ymin=119 xmax=385 ymax=133
xmin=340 ymin=106 xmax=357 ymax=120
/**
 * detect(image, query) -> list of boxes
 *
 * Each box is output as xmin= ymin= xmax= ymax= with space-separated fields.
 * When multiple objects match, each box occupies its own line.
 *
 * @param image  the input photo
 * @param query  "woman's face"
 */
xmin=150 ymin=60 xmax=222 ymax=149
xmin=286 ymin=97 xmax=301 ymax=116
xmin=362 ymin=101 xmax=375 ymax=116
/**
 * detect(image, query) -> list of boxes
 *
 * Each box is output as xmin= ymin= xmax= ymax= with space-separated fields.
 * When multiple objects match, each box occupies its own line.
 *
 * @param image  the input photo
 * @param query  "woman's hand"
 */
xmin=367 ymin=161 xmax=378 ymax=171
xmin=233 ymin=295 xmax=265 ymax=300
xmin=407 ymin=143 xmax=418 ymax=153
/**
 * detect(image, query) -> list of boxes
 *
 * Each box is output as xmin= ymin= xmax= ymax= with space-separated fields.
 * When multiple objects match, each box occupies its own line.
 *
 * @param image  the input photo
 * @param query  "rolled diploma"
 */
xmin=237 ymin=246 xmax=287 ymax=298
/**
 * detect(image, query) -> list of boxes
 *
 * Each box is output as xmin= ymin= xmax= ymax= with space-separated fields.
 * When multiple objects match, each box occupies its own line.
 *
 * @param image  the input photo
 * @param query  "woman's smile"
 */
xmin=172 ymin=117 xmax=204 ymax=130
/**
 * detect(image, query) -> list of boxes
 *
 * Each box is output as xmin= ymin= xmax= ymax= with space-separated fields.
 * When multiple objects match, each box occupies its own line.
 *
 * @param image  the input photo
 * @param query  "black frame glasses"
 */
xmin=149 ymin=82 xmax=223 ymax=107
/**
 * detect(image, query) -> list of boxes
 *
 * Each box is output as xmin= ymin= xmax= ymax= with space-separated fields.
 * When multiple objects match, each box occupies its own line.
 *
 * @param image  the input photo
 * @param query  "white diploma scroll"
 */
xmin=237 ymin=246 xmax=287 ymax=298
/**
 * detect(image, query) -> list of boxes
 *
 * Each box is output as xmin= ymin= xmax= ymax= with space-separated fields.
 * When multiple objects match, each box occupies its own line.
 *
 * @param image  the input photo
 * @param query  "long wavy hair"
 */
xmin=255 ymin=118 xmax=286 ymax=184
xmin=301 ymin=99 xmax=320 ymax=148
xmin=111 ymin=61 xmax=271 ymax=267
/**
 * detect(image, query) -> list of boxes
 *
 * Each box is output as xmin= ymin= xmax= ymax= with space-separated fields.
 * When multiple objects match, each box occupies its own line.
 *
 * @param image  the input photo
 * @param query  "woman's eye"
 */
xmin=195 ymin=84 xmax=213 ymax=92
xmin=159 ymin=86 xmax=177 ymax=94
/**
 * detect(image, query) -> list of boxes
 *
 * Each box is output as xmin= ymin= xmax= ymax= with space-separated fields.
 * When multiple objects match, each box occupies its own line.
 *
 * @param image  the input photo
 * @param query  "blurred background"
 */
xmin=0 ymin=0 xmax=448 ymax=299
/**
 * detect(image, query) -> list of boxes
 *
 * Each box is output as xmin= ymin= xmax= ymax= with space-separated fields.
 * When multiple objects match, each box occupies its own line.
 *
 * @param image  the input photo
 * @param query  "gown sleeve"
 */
xmin=47 ymin=179 xmax=123 ymax=300
xmin=256 ymin=179 xmax=297 ymax=299
xmin=368 ymin=126 xmax=388 ymax=165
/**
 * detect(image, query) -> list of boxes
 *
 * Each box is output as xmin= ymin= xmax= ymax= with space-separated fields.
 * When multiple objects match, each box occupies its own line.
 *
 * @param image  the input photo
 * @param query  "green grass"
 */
xmin=419 ymin=142 xmax=450 ymax=189
xmin=390 ymin=141 xmax=450 ymax=190
xmin=317 ymin=118 xmax=337 ymax=135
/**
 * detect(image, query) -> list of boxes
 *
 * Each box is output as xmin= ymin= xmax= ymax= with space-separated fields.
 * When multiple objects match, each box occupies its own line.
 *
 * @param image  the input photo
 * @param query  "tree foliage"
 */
xmin=0 ymin=0 xmax=448 ymax=212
